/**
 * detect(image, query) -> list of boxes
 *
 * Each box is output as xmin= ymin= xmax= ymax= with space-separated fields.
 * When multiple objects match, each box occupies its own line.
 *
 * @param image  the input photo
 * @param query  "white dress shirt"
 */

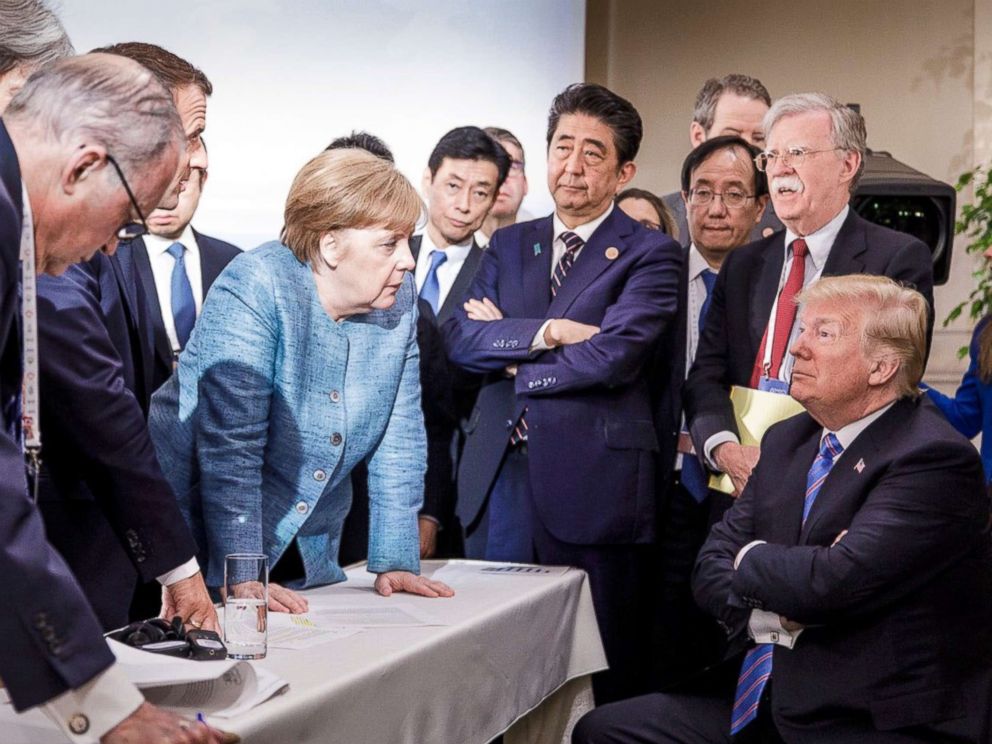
xmin=413 ymin=229 xmax=474 ymax=312
xmin=144 ymin=226 xmax=205 ymax=356
xmin=703 ymin=205 xmax=851 ymax=465
xmin=735 ymin=400 xmax=895 ymax=648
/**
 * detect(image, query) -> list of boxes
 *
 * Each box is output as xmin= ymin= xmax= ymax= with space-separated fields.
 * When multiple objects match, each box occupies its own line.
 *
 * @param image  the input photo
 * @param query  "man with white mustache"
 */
xmin=684 ymin=92 xmax=934 ymax=498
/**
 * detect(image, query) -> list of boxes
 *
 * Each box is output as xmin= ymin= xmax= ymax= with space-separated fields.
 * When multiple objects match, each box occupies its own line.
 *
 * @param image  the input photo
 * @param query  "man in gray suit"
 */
xmin=663 ymin=74 xmax=781 ymax=245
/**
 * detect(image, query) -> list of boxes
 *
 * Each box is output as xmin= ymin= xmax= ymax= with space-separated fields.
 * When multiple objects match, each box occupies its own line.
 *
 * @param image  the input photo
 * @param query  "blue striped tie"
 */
xmin=730 ymin=432 xmax=843 ymax=734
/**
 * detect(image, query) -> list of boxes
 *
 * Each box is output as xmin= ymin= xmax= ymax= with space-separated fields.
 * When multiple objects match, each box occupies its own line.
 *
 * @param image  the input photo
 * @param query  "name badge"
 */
xmin=757 ymin=376 xmax=790 ymax=395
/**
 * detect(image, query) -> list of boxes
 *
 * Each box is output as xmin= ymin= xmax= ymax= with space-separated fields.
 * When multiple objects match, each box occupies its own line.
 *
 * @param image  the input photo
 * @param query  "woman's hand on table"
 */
xmin=268 ymin=582 xmax=309 ymax=613
xmin=374 ymin=571 xmax=454 ymax=598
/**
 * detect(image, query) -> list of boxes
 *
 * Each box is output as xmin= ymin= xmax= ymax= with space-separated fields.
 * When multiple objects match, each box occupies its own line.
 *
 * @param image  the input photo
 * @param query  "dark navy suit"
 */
xmin=35 ymin=244 xmax=198 ymax=629
xmin=0 ymin=120 xmax=114 ymax=710
xmin=126 ymin=232 xmax=241 ymax=394
xmin=444 ymin=207 xmax=682 ymax=702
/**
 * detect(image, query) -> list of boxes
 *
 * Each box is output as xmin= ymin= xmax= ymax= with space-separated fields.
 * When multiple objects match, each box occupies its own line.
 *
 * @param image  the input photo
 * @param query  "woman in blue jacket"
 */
xmin=150 ymin=150 xmax=452 ymax=609
xmin=926 ymin=316 xmax=992 ymax=481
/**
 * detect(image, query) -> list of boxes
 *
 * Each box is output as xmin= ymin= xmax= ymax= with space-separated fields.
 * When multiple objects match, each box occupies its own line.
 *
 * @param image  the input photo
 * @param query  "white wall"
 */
xmin=59 ymin=0 xmax=586 ymax=248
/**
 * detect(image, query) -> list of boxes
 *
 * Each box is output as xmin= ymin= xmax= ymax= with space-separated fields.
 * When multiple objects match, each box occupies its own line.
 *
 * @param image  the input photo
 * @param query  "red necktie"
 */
xmin=749 ymin=239 xmax=808 ymax=387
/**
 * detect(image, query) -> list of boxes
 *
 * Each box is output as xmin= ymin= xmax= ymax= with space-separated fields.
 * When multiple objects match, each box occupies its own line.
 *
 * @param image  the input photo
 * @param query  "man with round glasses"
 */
xmin=683 ymin=92 xmax=934 ymax=504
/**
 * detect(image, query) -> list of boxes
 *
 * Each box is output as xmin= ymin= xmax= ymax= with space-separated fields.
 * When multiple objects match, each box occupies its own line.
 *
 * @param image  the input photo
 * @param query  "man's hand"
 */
xmin=102 ymin=702 xmax=238 ymax=743
xmin=418 ymin=517 xmax=439 ymax=559
xmin=542 ymin=318 xmax=600 ymax=348
xmin=779 ymin=617 xmax=805 ymax=633
xmin=161 ymin=573 xmax=219 ymax=632
xmin=374 ymin=570 xmax=454 ymax=598
xmin=464 ymin=297 xmax=503 ymax=321
xmin=712 ymin=442 xmax=761 ymax=497
xmin=268 ymin=582 xmax=308 ymax=614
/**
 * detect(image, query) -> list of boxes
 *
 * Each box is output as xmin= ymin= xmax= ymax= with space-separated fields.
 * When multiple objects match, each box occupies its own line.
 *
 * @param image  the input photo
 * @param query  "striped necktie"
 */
xmin=730 ymin=431 xmax=843 ymax=734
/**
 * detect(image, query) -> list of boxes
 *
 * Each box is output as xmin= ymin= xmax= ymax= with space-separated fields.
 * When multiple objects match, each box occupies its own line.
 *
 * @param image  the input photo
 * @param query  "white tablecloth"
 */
xmin=6 ymin=560 xmax=607 ymax=744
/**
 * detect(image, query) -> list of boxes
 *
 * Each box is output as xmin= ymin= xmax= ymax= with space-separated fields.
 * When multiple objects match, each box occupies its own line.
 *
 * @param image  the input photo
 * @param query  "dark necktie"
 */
xmin=681 ymin=268 xmax=719 ymax=502
xmin=749 ymin=238 xmax=808 ymax=387
xmin=419 ymin=250 xmax=448 ymax=316
xmin=730 ymin=431 xmax=843 ymax=734
xmin=509 ymin=231 xmax=586 ymax=445
xmin=167 ymin=242 xmax=195 ymax=349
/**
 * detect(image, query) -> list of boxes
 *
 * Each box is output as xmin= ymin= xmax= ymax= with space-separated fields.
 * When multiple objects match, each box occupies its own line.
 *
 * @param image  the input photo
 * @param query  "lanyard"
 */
xmin=19 ymin=182 xmax=41 ymax=501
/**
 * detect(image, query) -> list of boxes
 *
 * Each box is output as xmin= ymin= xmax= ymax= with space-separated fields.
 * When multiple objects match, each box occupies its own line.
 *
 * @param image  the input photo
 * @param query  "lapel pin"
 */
xmin=605 ymin=246 xmax=619 ymax=260
xmin=854 ymin=458 xmax=865 ymax=473
xmin=533 ymin=243 xmax=542 ymax=256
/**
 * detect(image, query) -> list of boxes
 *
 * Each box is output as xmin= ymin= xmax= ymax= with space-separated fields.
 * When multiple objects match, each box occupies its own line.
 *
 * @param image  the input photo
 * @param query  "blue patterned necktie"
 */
xmin=680 ymin=268 xmax=719 ymax=503
xmin=730 ymin=432 xmax=844 ymax=735
xmin=419 ymin=249 xmax=448 ymax=316
xmin=166 ymin=242 xmax=195 ymax=349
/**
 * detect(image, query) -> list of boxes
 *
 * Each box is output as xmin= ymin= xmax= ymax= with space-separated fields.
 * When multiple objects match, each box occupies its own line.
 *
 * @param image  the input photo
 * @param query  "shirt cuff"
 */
xmin=734 ymin=539 xmax=766 ymax=570
xmin=748 ymin=609 xmax=803 ymax=648
xmin=530 ymin=320 xmax=554 ymax=353
xmin=703 ymin=431 xmax=740 ymax=470
xmin=418 ymin=514 xmax=441 ymax=526
xmin=156 ymin=557 xmax=201 ymax=586
xmin=41 ymin=663 xmax=144 ymax=743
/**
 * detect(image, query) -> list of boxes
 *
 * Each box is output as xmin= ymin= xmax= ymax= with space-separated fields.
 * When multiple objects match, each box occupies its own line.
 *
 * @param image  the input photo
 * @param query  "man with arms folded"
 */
xmin=684 ymin=92 xmax=934 ymax=499
xmin=444 ymin=83 xmax=681 ymax=703
xmin=1 ymin=52 xmax=231 ymax=744
xmin=575 ymin=275 xmax=992 ymax=743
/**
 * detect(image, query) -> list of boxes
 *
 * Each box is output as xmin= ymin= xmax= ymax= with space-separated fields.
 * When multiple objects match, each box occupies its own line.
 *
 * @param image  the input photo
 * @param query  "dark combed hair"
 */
xmin=427 ymin=125 xmax=511 ymax=189
xmin=94 ymin=41 xmax=212 ymax=96
xmin=326 ymin=130 xmax=394 ymax=163
xmin=680 ymin=134 xmax=767 ymax=196
xmin=546 ymin=83 xmax=642 ymax=165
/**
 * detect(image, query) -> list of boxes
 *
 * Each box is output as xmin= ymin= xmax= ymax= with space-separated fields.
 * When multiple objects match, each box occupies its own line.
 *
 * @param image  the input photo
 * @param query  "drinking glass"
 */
xmin=223 ymin=553 xmax=268 ymax=660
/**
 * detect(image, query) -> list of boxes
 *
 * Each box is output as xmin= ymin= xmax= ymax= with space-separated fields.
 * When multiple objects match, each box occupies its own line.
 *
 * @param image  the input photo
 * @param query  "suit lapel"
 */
xmin=410 ymin=234 xmax=422 ymax=264
xmin=130 ymin=237 xmax=172 ymax=373
xmin=195 ymin=229 xmax=226 ymax=295
xmin=438 ymin=241 xmax=482 ymax=324
xmin=821 ymin=210 xmax=867 ymax=277
xmin=749 ymin=234 xmax=786 ymax=354
xmin=547 ymin=209 xmax=627 ymax=317
xmin=768 ymin=418 xmax=822 ymax=545
xmin=520 ymin=216 xmax=554 ymax=319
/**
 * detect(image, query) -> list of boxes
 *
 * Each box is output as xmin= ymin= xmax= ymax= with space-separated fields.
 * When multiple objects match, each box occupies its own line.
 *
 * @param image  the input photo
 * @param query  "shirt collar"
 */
xmin=824 ymin=399 xmax=895 ymax=452
xmin=144 ymin=224 xmax=199 ymax=257
xmin=784 ymin=203 xmax=849 ymax=271
xmin=687 ymin=244 xmax=716 ymax=282
xmin=419 ymin=227 xmax=474 ymax=262
xmin=552 ymin=202 xmax=614 ymax=245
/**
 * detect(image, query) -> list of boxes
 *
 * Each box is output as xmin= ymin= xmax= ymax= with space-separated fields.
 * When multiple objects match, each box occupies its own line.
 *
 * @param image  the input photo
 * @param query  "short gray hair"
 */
xmin=692 ymin=74 xmax=771 ymax=132
xmin=0 ymin=0 xmax=73 ymax=75
xmin=5 ymin=53 xmax=184 ymax=177
xmin=796 ymin=275 xmax=927 ymax=399
xmin=764 ymin=92 xmax=867 ymax=190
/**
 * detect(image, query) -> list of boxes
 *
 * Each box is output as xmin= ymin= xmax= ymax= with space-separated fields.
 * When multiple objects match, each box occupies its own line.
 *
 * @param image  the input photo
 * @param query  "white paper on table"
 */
xmin=432 ymin=560 xmax=571 ymax=587
xmin=267 ymin=612 xmax=362 ymax=650
xmin=301 ymin=595 xmax=448 ymax=628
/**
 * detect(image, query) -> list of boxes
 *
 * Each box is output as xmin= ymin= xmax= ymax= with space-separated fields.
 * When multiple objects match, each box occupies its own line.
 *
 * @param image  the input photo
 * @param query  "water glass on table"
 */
xmin=223 ymin=553 xmax=268 ymax=660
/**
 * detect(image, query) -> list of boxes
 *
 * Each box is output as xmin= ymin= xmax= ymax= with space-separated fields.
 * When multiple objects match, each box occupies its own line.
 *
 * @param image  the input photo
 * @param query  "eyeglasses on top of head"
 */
xmin=687 ymin=187 xmax=755 ymax=209
xmin=105 ymin=154 xmax=149 ymax=241
xmin=753 ymin=147 xmax=844 ymax=172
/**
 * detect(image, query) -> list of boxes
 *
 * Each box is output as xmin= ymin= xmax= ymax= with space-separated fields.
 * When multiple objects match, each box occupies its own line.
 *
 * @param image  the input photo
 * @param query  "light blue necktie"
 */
xmin=420 ymin=250 xmax=448 ymax=316
xmin=166 ymin=242 xmax=195 ymax=349
xmin=730 ymin=432 xmax=843 ymax=735
xmin=680 ymin=269 xmax=719 ymax=502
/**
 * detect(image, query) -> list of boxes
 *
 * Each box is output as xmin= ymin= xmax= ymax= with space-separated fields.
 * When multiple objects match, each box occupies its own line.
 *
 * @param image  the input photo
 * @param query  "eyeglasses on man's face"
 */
xmin=687 ymin=187 xmax=755 ymax=209
xmin=753 ymin=146 xmax=843 ymax=172
xmin=106 ymin=154 xmax=149 ymax=241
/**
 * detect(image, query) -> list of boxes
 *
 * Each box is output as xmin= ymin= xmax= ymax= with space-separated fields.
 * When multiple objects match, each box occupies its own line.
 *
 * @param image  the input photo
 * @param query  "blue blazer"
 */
xmin=443 ymin=208 xmax=682 ymax=545
xmin=925 ymin=317 xmax=992 ymax=481
xmin=0 ymin=121 xmax=113 ymax=709
xmin=149 ymin=242 xmax=425 ymax=588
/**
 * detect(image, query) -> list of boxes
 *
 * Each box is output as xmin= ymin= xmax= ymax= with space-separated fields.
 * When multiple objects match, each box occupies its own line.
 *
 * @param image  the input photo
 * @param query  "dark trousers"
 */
xmin=465 ymin=444 xmax=537 ymax=562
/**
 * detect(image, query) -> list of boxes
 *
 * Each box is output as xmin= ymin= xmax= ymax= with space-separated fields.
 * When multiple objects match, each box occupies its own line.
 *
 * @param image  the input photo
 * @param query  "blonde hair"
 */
xmin=796 ymin=275 xmax=927 ymax=398
xmin=281 ymin=149 xmax=423 ymax=264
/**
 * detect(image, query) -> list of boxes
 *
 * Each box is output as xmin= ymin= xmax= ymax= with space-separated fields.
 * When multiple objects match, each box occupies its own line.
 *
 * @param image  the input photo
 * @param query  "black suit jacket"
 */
xmin=693 ymin=397 xmax=992 ymax=741
xmin=684 ymin=210 xmax=935 ymax=453
xmin=126 ymin=230 xmax=241 ymax=395
xmin=35 ymin=246 xmax=198 ymax=630
xmin=0 ymin=121 xmax=114 ymax=710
